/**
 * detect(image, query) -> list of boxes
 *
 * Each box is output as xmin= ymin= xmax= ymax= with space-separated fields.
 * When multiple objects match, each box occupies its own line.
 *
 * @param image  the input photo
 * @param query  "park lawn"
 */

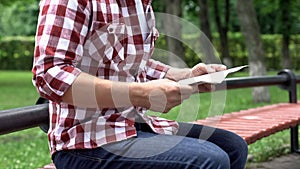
xmin=0 ymin=70 xmax=38 ymax=110
xmin=0 ymin=70 xmax=51 ymax=169
xmin=0 ymin=70 xmax=299 ymax=168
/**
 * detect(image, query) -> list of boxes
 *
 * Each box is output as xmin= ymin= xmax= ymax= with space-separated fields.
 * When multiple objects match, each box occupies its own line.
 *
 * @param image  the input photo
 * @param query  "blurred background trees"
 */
xmin=153 ymin=0 xmax=300 ymax=69
xmin=0 ymin=0 xmax=39 ymax=36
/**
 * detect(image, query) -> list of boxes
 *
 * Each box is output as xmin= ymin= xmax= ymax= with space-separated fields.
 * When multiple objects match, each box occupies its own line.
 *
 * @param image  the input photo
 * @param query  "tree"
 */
xmin=0 ymin=0 xmax=21 ymax=6
xmin=212 ymin=0 xmax=232 ymax=67
xmin=236 ymin=0 xmax=270 ymax=103
xmin=0 ymin=0 xmax=39 ymax=36
xmin=163 ymin=0 xmax=185 ymax=67
xmin=198 ymin=0 xmax=212 ymax=42
xmin=254 ymin=0 xmax=300 ymax=69
xmin=279 ymin=0 xmax=292 ymax=69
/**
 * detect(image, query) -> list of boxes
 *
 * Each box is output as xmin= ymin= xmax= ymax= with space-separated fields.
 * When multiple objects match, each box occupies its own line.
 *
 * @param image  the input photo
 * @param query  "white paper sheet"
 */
xmin=178 ymin=65 xmax=248 ymax=85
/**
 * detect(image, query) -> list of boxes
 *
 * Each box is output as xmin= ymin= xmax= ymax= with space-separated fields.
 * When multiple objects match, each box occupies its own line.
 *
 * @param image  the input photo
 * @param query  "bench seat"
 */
xmin=193 ymin=103 xmax=300 ymax=144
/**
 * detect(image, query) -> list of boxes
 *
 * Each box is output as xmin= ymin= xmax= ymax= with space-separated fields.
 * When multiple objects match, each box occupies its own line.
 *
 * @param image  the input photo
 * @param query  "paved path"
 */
xmin=247 ymin=153 xmax=300 ymax=169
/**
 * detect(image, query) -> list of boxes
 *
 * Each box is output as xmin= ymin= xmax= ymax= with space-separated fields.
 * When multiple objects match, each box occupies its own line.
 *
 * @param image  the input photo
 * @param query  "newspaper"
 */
xmin=178 ymin=65 xmax=248 ymax=85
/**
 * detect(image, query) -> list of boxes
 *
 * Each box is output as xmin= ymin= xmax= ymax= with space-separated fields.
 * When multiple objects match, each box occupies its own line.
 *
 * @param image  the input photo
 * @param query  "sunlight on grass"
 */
xmin=0 ymin=128 xmax=51 ymax=169
xmin=248 ymin=130 xmax=290 ymax=162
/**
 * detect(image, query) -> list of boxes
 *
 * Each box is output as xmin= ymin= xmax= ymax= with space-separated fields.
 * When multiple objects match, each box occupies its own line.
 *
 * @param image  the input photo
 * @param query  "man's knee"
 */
xmin=205 ymin=150 xmax=231 ymax=169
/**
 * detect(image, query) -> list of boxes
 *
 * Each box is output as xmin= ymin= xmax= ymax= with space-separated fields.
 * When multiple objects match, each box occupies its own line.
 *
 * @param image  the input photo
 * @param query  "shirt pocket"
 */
xmin=85 ymin=21 xmax=127 ymax=64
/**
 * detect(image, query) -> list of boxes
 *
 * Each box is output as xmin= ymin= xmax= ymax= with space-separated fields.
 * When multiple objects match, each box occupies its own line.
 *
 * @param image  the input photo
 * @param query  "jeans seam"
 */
xmin=69 ymin=151 xmax=104 ymax=162
xmin=69 ymin=151 xmax=204 ymax=168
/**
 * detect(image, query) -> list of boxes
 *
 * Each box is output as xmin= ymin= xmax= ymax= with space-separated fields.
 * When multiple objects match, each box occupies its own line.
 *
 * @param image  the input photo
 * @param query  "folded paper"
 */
xmin=178 ymin=65 xmax=248 ymax=85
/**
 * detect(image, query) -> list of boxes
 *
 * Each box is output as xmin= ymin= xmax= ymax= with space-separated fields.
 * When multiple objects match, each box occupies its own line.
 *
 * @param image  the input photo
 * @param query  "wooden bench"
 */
xmin=1 ymin=69 xmax=300 ymax=169
xmin=194 ymin=103 xmax=300 ymax=145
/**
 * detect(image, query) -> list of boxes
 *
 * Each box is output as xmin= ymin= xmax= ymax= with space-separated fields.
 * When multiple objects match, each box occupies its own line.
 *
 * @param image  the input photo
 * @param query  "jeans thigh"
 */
xmin=176 ymin=122 xmax=248 ymax=169
xmin=53 ymin=130 xmax=230 ymax=169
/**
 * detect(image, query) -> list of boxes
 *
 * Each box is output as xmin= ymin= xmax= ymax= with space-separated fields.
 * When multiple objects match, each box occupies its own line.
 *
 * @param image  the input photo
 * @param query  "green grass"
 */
xmin=0 ymin=128 xmax=51 ymax=169
xmin=0 ymin=70 xmax=51 ymax=169
xmin=0 ymin=70 xmax=38 ymax=109
xmin=0 ymin=70 xmax=299 ymax=168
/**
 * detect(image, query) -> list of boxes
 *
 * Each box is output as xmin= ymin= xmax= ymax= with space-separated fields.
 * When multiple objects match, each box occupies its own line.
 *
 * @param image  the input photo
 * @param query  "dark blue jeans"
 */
xmin=53 ymin=122 xmax=248 ymax=169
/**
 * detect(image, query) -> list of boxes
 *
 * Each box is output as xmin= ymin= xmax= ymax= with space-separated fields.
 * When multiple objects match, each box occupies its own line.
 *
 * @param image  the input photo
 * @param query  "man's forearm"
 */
xmin=61 ymin=72 xmax=193 ymax=112
xmin=62 ymin=72 xmax=146 ymax=109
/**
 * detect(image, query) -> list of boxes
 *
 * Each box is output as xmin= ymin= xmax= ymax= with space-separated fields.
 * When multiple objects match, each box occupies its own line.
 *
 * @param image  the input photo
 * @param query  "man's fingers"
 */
xmin=196 ymin=84 xmax=216 ymax=93
xmin=192 ymin=63 xmax=227 ymax=76
xmin=178 ymin=84 xmax=194 ymax=95
xmin=210 ymin=64 xmax=227 ymax=72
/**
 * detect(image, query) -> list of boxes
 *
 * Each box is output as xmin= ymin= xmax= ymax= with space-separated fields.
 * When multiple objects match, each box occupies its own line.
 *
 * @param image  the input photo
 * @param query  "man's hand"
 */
xmin=191 ymin=63 xmax=227 ymax=92
xmin=130 ymin=79 xmax=194 ymax=113
xmin=191 ymin=63 xmax=227 ymax=76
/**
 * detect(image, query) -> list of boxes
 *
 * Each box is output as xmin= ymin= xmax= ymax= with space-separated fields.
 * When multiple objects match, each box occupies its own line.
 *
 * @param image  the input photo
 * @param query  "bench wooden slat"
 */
xmin=193 ymin=103 xmax=300 ymax=144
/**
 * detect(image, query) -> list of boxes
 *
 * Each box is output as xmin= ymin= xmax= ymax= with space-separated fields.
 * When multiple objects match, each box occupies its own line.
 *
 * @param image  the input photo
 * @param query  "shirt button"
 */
xmin=39 ymin=81 xmax=45 ymax=86
xmin=108 ymin=27 xmax=114 ymax=33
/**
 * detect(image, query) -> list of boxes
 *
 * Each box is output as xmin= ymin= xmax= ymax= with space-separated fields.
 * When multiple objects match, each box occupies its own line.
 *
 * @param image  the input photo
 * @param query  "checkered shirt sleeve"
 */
xmin=146 ymin=59 xmax=170 ymax=80
xmin=32 ymin=0 xmax=90 ymax=102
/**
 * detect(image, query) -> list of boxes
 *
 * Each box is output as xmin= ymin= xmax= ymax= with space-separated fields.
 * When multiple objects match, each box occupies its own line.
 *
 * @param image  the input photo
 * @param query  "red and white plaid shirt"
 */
xmin=32 ymin=0 xmax=179 ymax=155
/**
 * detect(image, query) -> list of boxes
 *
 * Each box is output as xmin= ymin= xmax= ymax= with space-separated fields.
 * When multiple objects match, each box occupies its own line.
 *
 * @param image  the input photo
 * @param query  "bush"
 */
xmin=0 ymin=36 xmax=34 ymax=70
xmin=0 ymin=34 xmax=299 ymax=70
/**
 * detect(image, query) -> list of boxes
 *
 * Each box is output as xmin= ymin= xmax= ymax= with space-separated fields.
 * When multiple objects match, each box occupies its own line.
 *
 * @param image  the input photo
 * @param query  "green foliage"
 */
xmin=0 ymin=1 xmax=39 ymax=36
xmin=161 ymin=0 xmax=300 ymax=35
xmin=0 ymin=0 xmax=22 ymax=6
xmin=0 ymin=36 xmax=34 ymax=70
xmin=154 ymin=33 xmax=300 ymax=70
xmin=254 ymin=0 xmax=300 ymax=34
xmin=0 ymin=34 xmax=299 ymax=71
xmin=0 ymin=0 xmax=39 ymax=6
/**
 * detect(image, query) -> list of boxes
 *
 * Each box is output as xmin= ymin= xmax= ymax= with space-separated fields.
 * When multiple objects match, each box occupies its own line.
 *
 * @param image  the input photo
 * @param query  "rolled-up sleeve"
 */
xmin=145 ymin=59 xmax=170 ymax=80
xmin=32 ymin=0 xmax=90 ymax=102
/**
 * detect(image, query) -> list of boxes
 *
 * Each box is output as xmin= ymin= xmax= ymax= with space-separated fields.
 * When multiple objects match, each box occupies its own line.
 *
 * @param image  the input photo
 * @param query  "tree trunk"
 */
xmin=282 ymin=36 xmax=291 ymax=69
xmin=164 ymin=0 xmax=185 ymax=67
xmin=198 ymin=0 xmax=213 ymax=42
xmin=280 ymin=0 xmax=292 ymax=69
xmin=236 ymin=0 xmax=270 ymax=103
xmin=197 ymin=0 xmax=217 ymax=65
xmin=213 ymin=0 xmax=232 ymax=67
